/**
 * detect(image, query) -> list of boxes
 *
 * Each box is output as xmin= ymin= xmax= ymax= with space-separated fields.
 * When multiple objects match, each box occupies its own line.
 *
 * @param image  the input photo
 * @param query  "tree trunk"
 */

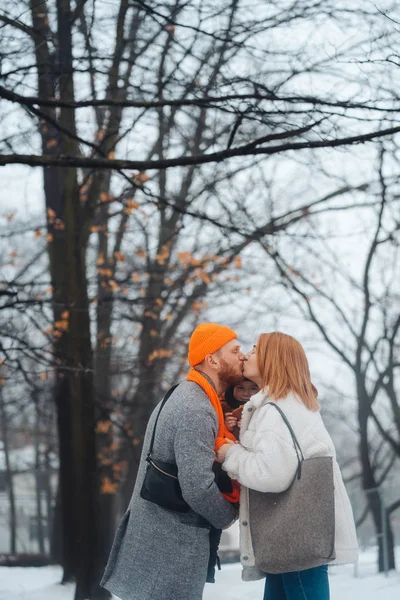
xmin=34 ymin=404 xmax=45 ymax=554
xmin=0 ymin=388 xmax=17 ymax=554
xmin=357 ymin=380 xmax=396 ymax=571
xmin=363 ymin=487 xmax=396 ymax=571
xmin=50 ymin=471 xmax=63 ymax=565
xmin=30 ymin=0 xmax=76 ymax=578
xmin=94 ymin=236 xmax=116 ymax=587
xmin=380 ymin=511 xmax=395 ymax=572
xmin=30 ymin=0 xmax=107 ymax=595
xmin=55 ymin=378 xmax=77 ymax=580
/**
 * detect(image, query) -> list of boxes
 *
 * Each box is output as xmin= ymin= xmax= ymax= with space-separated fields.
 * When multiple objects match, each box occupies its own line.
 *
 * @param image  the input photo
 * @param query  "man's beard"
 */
xmin=218 ymin=358 xmax=244 ymax=388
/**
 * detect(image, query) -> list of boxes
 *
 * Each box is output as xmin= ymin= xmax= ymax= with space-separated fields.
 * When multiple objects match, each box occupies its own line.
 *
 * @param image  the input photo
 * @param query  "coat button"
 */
xmin=242 ymin=555 xmax=249 ymax=561
xmin=242 ymin=521 xmax=248 ymax=526
xmin=247 ymin=407 xmax=253 ymax=412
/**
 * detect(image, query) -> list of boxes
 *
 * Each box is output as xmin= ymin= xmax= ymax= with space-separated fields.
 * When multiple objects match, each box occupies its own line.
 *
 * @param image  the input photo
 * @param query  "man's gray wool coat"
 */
xmin=100 ymin=381 xmax=237 ymax=600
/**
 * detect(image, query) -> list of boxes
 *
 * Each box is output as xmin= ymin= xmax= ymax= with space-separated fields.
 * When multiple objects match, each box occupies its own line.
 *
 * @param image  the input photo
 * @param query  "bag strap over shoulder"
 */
xmin=148 ymin=384 xmax=180 ymax=459
xmin=264 ymin=401 xmax=305 ymax=479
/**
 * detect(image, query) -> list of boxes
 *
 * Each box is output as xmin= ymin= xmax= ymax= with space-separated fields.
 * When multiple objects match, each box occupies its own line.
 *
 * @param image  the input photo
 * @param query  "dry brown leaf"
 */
xmin=114 ymin=251 xmax=125 ymax=262
xmin=135 ymin=248 xmax=147 ymax=259
xmin=108 ymin=280 xmax=120 ymax=291
xmin=178 ymin=251 xmax=191 ymax=266
xmin=96 ymin=420 xmax=112 ymax=434
xmin=46 ymin=138 xmax=57 ymax=149
xmin=100 ymin=476 xmax=117 ymax=495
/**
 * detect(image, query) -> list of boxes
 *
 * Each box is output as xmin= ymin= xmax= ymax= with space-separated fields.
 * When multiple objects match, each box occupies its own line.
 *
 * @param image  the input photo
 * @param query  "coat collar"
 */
xmin=248 ymin=388 xmax=269 ymax=409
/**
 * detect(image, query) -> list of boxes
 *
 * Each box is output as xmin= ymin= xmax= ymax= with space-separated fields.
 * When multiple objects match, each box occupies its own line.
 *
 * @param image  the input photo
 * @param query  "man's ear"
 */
xmin=205 ymin=353 xmax=219 ymax=369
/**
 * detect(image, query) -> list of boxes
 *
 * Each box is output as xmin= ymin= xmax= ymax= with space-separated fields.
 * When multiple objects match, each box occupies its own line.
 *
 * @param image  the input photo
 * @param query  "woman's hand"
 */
xmin=225 ymin=413 xmax=238 ymax=432
xmin=217 ymin=439 xmax=235 ymax=463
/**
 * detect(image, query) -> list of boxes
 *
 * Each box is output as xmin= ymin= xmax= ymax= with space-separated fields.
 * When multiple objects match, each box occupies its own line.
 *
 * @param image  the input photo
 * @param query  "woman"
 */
xmin=217 ymin=332 xmax=358 ymax=600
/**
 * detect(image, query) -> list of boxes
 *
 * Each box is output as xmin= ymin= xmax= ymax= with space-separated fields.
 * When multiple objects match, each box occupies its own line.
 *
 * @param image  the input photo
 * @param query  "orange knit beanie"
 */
xmin=188 ymin=323 xmax=237 ymax=367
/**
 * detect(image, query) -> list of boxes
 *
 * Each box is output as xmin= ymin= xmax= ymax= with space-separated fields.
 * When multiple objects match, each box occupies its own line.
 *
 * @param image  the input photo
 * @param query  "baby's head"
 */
xmin=233 ymin=378 xmax=260 ymax=403
xmin=225 ymin=378 xmax=260 ymax=407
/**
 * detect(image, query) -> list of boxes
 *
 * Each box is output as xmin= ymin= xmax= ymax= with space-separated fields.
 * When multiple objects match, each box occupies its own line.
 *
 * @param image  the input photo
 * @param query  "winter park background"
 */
xmin=1 ymin=1 xmax=400 ymax=599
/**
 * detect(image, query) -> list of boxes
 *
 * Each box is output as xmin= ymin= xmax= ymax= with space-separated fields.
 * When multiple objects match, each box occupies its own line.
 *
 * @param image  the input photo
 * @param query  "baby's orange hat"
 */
xmin=188 ymin=323 xmax=237 ymax=367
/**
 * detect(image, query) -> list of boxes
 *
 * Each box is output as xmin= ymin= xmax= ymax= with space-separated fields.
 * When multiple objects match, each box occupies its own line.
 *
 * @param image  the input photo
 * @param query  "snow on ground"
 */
xmin=1 ymin=548 xmax=399 ymax=600
xmin=0 ymin=565 xmax=74 ymax=600
xmin=203 ymin=552 xmax=400 ymax=600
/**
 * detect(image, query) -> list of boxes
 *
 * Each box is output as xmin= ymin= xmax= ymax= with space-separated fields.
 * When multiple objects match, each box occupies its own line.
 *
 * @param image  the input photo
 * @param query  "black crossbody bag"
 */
xmin=139 ymin=384 xmax=231 ymax=583
xmin=140 ymin=385 xmax=191 ymax=512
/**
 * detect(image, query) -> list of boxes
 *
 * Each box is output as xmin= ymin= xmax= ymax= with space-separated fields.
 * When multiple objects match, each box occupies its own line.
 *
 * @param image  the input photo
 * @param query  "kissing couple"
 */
xmin=101 ymin=323 xmax=358 ymax=600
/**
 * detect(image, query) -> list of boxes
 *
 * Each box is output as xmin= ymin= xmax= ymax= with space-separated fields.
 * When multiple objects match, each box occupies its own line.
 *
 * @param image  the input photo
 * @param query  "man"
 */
xmin=101 ymin=323 xmax=245 ymax=600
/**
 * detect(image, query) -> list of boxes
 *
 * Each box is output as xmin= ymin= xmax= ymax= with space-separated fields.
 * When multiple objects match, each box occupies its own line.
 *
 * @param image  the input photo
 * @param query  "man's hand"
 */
xmin=225 ymin=413 xmax=238 ymax=432
xmin=216 ymin=439 xmax=235 ymax=463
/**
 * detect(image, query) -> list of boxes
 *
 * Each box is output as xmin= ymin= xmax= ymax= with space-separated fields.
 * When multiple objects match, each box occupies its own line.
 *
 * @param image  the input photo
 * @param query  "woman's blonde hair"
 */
xmin=256 ymin=332 xmax=319 ymax=411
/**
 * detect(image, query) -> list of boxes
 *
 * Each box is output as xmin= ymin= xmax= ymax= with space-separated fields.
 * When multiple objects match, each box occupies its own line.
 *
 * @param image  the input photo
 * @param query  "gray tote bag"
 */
xmin=249 ymin=402 xmax=336 ymax=574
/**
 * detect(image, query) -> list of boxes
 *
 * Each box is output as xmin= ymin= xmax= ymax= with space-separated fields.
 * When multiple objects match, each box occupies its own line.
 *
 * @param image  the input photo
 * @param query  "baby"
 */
xmin=222 ymin=378 xmax=260 ymax=439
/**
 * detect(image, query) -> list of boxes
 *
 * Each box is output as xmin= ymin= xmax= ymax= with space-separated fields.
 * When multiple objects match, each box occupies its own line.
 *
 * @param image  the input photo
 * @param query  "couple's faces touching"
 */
xmin=207 ymin=339 xmax=261 ymax=389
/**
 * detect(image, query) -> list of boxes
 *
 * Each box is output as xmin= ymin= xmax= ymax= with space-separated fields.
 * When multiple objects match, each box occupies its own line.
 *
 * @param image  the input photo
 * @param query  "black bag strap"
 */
xmin=264 ymin=401 xmax=305 ymax=479
xmin=147 ymin=384 xmax=180 ymax=459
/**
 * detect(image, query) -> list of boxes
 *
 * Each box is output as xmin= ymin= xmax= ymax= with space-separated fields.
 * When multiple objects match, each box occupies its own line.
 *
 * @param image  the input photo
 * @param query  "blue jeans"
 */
xmin=263 ymin=565 xmax=330 ymax=600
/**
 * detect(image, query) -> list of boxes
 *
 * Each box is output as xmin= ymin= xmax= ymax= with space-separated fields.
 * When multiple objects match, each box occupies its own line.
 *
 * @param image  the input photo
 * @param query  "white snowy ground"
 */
xmin=1 ymin=548 xmax=399 ymax=600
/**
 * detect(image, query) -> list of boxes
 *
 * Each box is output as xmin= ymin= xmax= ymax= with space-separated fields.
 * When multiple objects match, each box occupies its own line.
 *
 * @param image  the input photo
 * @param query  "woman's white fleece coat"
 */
xmin=222 ymin=390 xmax=359 ymax=581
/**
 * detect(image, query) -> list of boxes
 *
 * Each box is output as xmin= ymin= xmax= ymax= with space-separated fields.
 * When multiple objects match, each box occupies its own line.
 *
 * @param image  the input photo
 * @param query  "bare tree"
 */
xmin=260 ymin=147 xmax=400 ymax=570
xmin=0 ymin=384 xmax=17 ymax=554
